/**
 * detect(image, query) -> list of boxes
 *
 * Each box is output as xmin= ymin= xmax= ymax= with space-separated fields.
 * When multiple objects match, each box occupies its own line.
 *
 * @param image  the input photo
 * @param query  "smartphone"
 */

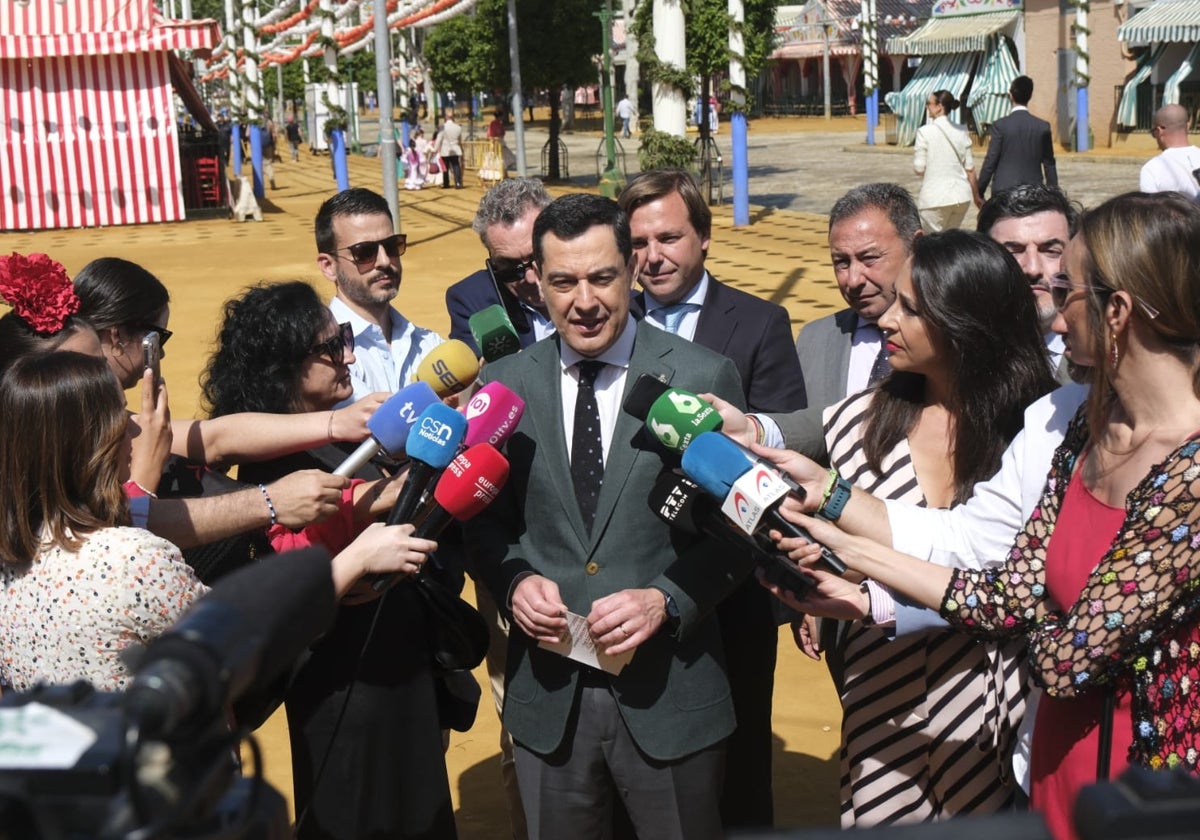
xmin=142 ymin=331 xmax=162 ymax=388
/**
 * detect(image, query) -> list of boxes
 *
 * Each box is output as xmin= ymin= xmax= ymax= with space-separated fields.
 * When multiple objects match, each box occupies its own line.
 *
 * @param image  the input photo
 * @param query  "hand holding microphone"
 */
xmin=680 ymin=432 xmax=847 ymax=575
xmin=414 ymin=339 xmax=481 ymax=398
xmin=622 ymin=373 xmax=722 ymax=454
xmin=333 ymin=382 xmax=439 ymax=477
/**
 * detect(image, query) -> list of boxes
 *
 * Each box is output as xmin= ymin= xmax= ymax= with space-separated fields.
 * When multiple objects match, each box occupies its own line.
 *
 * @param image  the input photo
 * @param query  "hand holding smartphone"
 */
xmin=142 ymin=331 xmax=162 ymax=389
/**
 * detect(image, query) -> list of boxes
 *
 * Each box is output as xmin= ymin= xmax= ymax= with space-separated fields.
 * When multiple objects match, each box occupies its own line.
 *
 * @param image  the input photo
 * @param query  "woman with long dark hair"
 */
xmin=815 ymin=229 xmax=1055 ymax=826
xmin=201 ymin=280 xmax=457 ymax=840
xmin=778 ymin=192 xmax=1200 ymax=839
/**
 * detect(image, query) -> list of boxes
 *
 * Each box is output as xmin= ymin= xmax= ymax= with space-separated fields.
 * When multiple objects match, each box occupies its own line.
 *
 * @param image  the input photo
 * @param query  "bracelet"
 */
xmin=258 ymin=483 xmax=278 ymax=527
xmin=327 ymin=409 xmax=336 ymax=442
xmin=818 ymin=467 xmax=839 ymax=508
xmin=747 ymin=414 xmax=766 ymax=446
xmin=860 ymin=582 xmax=875 ymax=626
xmin=123 ymin=479 xmax=158 ymax=499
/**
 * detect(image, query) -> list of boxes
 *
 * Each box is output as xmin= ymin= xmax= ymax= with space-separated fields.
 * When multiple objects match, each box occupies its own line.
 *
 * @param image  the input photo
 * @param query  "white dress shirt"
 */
xmin=329 ymin=296 xmax=444 ymax=404
xmin=847 ymin=320 xmax=885 ymax=396
xmin=524 ymin=304 xmax=557 ymax=342
xmin=559 ymin=315 xmax=638 ymax=463
xmin=642 ymin=272 xmax=709 ymax=342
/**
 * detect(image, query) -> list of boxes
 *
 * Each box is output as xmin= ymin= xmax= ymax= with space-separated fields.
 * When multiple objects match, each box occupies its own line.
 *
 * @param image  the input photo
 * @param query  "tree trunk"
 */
xmin=548 ymin=89 xmax=562 ymax=180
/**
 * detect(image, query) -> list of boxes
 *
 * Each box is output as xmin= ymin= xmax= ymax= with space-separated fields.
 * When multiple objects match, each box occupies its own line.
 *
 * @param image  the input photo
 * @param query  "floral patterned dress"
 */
xmin=941 ymin=410 xmax=1200 ymax=836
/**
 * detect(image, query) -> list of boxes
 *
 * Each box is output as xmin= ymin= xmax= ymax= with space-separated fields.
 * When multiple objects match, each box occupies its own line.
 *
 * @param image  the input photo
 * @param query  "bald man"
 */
xmin=1140 ymin=103 xmax=1200 ymax=200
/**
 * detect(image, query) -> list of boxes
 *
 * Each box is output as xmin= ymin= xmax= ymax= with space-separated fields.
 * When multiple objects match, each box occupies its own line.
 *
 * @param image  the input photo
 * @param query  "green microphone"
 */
xmin=469 ymin=304 xmax=522 ymax=362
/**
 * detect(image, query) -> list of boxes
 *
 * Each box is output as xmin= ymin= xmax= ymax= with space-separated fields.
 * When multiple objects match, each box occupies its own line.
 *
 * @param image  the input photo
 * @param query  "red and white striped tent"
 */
xmin=0 ymin=1 xmax=219 ymax=231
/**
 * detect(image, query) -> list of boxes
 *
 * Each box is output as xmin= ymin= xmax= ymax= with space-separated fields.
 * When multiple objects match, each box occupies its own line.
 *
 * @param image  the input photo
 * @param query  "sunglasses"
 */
xmin=309 ymin=322 xmax=354 ymax=366
xmin=486 ymin=257 xmax=536 ymax=286
xmin=335 ymin=234 xmax=407 ymax=273
xmin=1047 ymin=273 xmax=1160 ymax=320
xmin=141 ymin=325 xmax=173 ymax=347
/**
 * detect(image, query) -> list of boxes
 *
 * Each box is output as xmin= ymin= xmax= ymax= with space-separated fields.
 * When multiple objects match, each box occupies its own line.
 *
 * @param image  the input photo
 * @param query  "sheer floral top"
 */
xmin=940 ymin=409 xmax=1200 ymax=771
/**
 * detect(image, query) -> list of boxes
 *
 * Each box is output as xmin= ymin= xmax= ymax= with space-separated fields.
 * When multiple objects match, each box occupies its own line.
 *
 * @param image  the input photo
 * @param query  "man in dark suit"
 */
xmin=976 ymin=75 xmax=1058 ymax=202
xmin=446 ymin=178 xmax=555 ymax=356
xmin=618 ymin=168 xmax=805 ymax=829
xmin=465 ymin=193 xmax=749 ymax=839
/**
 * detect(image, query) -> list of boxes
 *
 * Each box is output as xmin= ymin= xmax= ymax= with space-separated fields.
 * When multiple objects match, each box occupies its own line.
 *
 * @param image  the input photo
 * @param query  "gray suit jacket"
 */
xmin=977 ymin=109 xmax=1058 ymax=197
xmin=769 ymin=308 xmax=857 ymax=463
xmin=464 ymin=324 xmax=750 ymax=761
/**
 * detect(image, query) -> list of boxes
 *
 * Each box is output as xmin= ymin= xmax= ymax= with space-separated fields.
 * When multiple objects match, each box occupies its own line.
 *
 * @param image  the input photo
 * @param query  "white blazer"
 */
xmin=913 ymin=115 xmax=974 ymax=208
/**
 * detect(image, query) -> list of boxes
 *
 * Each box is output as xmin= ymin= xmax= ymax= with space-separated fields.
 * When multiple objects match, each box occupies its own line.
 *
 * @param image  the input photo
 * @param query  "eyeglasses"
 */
xmin=1047 ymin=273 xmax=1160 ymax=320
xmin=141 ymin=325 xmax=173 ymax=347
xmin=486 ymin=257 xmax=536 ymax=286
xmin=334 ymin=234 xmax=407 ymax=273
xmin=309 ymin=322 xmax=354 ymax=365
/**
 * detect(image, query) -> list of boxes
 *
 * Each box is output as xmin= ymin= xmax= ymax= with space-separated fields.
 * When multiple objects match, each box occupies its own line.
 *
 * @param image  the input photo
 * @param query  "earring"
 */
xmin=112 ymin=340 xmax=124 ymax=357
xmin=1109 ymin=330 xmax=1119 ymax=371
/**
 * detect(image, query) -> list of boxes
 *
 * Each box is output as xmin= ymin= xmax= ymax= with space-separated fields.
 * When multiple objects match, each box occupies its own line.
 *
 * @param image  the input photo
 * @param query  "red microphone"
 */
xmin=461 ymin=381 xmax=526 ymax=449
xmin=372 ymin=443 xmax=511 ymax=592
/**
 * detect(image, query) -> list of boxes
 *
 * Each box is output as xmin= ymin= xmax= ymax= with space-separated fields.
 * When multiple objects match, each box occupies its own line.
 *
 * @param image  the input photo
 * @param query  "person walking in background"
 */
xmin=438 ymin=112 xmax=464 ymax=189
xmin=616 ymin=94 xmax=634 ymax=138
xmin=977 ymin=75 xmax=1057 ymax=202
xmin=1139 ymin=103 xmax=1200 ymax=200
xmin=913 ymin=90 xmax=981 ymax=231
xmin=285 ymin=115 xmax=303 ymax=162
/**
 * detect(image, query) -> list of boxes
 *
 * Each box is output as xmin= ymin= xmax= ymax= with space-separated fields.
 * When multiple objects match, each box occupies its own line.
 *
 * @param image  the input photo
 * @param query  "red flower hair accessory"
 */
xmin=0 ymin=252 xmax=81 ymax=334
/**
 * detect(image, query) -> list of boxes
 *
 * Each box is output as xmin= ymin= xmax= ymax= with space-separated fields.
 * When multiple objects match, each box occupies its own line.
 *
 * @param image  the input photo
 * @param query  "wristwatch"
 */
xmin=652 ymin=586 xmax=681 ymax=632
xmin=818 ymin=474 xmax=853 ymax=523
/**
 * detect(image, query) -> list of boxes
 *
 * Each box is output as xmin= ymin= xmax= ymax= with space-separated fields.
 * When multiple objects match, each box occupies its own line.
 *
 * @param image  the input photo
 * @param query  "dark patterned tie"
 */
xmin=571 ymin=360 xmax=606 ymax=532
xmin=868 ymin=342 xmax=892 ymax=386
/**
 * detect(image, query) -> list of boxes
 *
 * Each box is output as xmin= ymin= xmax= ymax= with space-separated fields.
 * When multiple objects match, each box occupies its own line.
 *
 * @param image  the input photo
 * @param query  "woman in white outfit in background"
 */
xmin=913 ymin=90 xmax=982 ymax=232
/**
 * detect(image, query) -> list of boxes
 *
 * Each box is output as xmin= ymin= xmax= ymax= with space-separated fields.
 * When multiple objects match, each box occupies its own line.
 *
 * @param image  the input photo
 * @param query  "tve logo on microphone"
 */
xmin=418 ymin=416 xmax=456 ymax=445
xmin=397 ymin=399 xmax=420 ymax=426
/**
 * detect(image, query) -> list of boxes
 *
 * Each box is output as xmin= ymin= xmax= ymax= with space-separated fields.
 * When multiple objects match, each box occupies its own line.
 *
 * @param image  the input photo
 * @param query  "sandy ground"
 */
xmin=0 ymin=121 xmax=908 ymax=835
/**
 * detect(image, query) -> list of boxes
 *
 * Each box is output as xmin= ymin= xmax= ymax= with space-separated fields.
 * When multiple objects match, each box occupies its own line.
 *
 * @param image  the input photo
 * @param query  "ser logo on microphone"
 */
xmin=432 ymin=359 xmax=460 ymax=391
xmin=417 ymin=416 xmax=456 ymax=446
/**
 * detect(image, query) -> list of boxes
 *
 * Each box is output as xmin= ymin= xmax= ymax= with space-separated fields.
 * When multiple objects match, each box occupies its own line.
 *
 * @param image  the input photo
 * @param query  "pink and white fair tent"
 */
xmin=0 ymin=1 xmax=219 ymax=231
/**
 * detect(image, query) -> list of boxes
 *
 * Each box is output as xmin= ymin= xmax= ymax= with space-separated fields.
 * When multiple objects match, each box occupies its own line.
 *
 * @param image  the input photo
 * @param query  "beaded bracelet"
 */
xmin=258 ymin=483 xmax=278 ymax=527
xmin=818 ymin=466 xmax=839 ymax=509
xmin=747 ymin=414 xmax=766 ymax=446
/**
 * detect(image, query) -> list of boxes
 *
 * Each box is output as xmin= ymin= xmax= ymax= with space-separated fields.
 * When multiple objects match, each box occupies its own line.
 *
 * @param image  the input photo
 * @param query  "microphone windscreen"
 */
xmin=405 ymin=402 xmax=470 ymax=469
xmin=433 ymin=443 xmax=511 ymax=521
xmin=680 ymin=431 xmax=754 ymax=499
xmin=622 ymin=373 xmax=670 ymax=420
xmin=462 ymin=381 xmax=526 ymax=449
xmin=414 ymin=340 xmax=481 ymax=397
xmin=366 ymin=381 xmax=441 ymax=455
xmin=647 ymin=471 xmax=708 ymax=535
xmin=643 ymin=388 xmax=723 ymax=453
xmin=469 ymin=304 xmax=522 ymax=363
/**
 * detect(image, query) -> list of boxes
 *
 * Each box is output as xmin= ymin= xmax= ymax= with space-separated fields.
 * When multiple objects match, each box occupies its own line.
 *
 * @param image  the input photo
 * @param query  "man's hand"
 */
xmin=511 ymin=575 xmax=569 ymax=643
xmin=697 ymin=392 xmax=756 ymax=447
xmin=587 ymin=588 xmax=668 ymax=656
xmin=267 ymin=469 xmax=349 ymax=528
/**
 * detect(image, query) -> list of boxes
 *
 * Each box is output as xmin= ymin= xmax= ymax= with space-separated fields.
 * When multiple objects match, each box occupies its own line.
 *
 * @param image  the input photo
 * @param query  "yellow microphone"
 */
xmin=413 ymin=339 xmax=481 ymax=397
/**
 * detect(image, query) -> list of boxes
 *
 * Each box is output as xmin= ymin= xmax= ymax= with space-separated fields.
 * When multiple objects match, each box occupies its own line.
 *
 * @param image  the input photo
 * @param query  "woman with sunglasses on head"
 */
xmin=775 ymin=192 xmax=1200 ymax=839
xmin=201 ymin=280 xmax=457 ymax=840
xmin=793 ymin=230 xmax=1056 ymax=827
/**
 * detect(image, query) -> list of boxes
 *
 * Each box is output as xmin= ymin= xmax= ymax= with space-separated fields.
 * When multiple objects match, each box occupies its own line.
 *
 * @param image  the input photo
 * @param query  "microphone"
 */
xmin=641 ymin=391 xmax=723 ymax=456
xmin=333 ymin=381 xmax=439 ymax=477
xmin=386 ymin=402 xmax=469 ymax=528
xmin=680 ymin=432 xmax=847 ymax=575
xmin=468 ymin=304 xmax=522 ymax=362
xmin=648 ymin=471 xmax=812 ymax=599
xmin=621 ymin=372 xmax=669 ymax=420
xmin=373 ymin=443 xmax=510 ymax=592
xmin=413 ymin=339 xmax=481 ymax=397
xmin=461 ymin=381 xmax=526 ymax=449
xmin=123 ymin=547 xmax=337 ymax=739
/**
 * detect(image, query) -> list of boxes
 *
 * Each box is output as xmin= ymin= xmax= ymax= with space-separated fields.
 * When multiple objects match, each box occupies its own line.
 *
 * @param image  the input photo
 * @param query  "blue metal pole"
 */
xmin=1076 ymin=87 xmax=1089 ymax=152
xmin=249 ymin=124 xmax=264 ymax=198
xmin=332 ymin=129 xmax=350 ymax=190
xmin=232 ymin=123 xmax=243 ymax=173
xmin=731 ymin=112 xmax=749 ymax=227
xmin=866 ymin=90 xmax=878 ymax=146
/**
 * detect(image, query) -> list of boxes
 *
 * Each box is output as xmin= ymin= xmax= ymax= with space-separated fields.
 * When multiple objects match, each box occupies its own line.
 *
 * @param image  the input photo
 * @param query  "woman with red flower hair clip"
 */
xmin=0 ymin=252 xmax=102 ymax=367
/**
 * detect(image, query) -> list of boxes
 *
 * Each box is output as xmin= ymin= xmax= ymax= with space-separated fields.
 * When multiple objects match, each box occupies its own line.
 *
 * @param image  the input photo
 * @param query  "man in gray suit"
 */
xmin=465 ymin=193 xmax=749 ymax=840
xmin=766 ymin=183 xmax=920 ymax=461
xmin=976 ymin=75 xmax=1058 ymax=202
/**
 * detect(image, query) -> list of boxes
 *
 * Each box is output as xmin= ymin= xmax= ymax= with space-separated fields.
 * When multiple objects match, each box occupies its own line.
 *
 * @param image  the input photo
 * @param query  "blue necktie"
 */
xmin=655 ymin=302 xmax=700 ymax=335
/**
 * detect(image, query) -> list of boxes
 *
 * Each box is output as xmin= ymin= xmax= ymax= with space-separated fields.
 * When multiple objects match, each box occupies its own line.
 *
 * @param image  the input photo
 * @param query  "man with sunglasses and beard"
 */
xmin=316 ymin=188 xmax=444 ymax=403
xmin=446 ymin=179 xmax=555 ymax=358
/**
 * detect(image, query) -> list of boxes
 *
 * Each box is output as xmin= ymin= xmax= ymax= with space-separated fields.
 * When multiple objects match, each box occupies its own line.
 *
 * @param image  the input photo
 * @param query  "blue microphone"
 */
xmin=681 ymin=432 xmax=847 ymax=574
xmin=332 ymin=381 xmax=440 ymax=477
xmin=386 ymin=402 xmax=469 ymax=527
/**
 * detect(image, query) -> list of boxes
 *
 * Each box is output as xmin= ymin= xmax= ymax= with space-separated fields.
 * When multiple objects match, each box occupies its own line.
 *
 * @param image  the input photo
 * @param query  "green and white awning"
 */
xmin=1163 ymin=41 xmax=1200 ymax=104
xmin=884 ymin=51 xmax=977 ymax=146
xmin=886 ymin=10 xmax=1020 ymax=55
xmin=1117 ymin=0 xmax=1200 ymax=46
xmin=1116 ymin=46 xmax=1165 ymax=127
xmin=966 ymin=39 xmax=1019 ymax=129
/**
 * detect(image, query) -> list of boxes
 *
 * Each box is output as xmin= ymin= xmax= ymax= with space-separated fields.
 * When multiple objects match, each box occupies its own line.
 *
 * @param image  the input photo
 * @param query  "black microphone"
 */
xmin=122 ymin=547 xmax=337 ymax=739
xmin=648 ymin=471 xmax=813 ymax=599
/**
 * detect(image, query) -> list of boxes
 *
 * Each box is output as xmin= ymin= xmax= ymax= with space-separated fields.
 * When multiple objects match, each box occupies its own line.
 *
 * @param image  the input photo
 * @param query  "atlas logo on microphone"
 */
xmin=723 ymin=468 xmax=790 ymax=535
xmin=417 ymin=416 xmax=456 ymax=445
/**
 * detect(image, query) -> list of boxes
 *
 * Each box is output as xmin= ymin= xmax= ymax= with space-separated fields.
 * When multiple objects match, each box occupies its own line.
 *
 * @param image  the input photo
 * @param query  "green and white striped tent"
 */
xmin=1116 ymin=45 xmax=1165 ymax=128
xmin=966 ymin=38 xmax=1020 ymax=131
xmin=884 ymin=52 xmax=976 ymax=147
xmin=1163 ymin=42 xmax=1200 ymax=104
xmin=1116 ymin=0 xmax=1200 ymax=47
